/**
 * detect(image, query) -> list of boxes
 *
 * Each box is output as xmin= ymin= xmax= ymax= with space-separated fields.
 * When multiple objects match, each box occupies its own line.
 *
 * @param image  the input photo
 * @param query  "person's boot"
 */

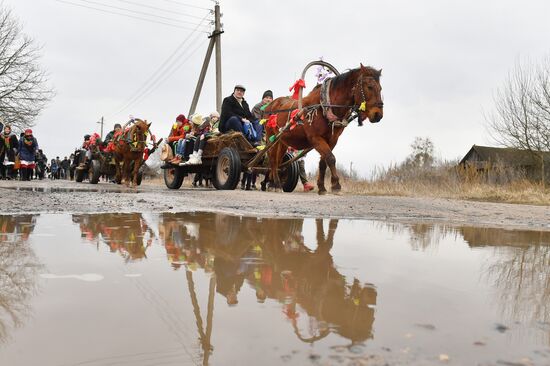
xmin=303 ymin=182 xmax=315 ymax=192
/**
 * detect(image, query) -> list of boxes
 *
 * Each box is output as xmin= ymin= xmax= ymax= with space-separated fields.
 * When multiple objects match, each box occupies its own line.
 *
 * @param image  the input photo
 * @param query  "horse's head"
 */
xmin=129 ymin=119 xmax=152 ymax=150
xmin=354 ymin=64 xmax=383 ymax=124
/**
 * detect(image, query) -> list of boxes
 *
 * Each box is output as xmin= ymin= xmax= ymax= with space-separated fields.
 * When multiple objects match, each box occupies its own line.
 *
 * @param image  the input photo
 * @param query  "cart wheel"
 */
xmin=75 ymin=168 xmax=84 ymax=183
xmin=164 ymin=166 xmax=184 ymax=189
xmin=89 ymin=160 xmax=101 ymax=184
xmin=213 ymin=147 xmax=242 ymax=190
xmin=281 ymin=152 xmax=300 ymax=192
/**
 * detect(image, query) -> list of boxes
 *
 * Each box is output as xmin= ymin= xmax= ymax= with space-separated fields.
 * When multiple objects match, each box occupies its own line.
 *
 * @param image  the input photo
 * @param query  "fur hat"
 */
xmin=191 ymin=114 xmax=204 ymax=126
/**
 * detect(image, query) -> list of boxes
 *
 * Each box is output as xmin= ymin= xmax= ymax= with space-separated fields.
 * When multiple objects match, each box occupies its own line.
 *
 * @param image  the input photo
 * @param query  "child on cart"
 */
xmin=184 ymin=112 xmax=219 ymax=165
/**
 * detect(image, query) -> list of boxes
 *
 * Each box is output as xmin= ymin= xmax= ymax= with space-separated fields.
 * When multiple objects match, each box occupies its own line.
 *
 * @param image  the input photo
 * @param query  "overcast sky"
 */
xmin=4 ymin=0 xmax=550 ymax=176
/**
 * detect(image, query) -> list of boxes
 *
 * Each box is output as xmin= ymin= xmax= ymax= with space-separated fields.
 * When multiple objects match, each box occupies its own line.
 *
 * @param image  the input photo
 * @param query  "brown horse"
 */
xmin=265 ymin=64 xmax=383 ymax=194
xmin=113 ymin=118 xmax=152 ymax=186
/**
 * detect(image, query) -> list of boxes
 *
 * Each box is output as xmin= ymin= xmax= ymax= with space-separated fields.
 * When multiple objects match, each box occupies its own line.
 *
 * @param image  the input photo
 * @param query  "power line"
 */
xmin=109 ymin=14 xmax=210 ymax=116
xmin=114 ymin=0 xmax=211 ymax=20
xmin=56 ymin=0 xmax=210 ymax=32
xmin=112 ymin=32 xmax=206 ymax=117
xmin=69 ymin=0 xmax=211 ymax=28
xmin=160 ymin=0 xmax=211 ymax=11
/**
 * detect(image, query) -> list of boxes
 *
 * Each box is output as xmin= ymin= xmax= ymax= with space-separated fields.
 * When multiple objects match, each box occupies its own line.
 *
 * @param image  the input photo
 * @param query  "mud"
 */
xmin=1 ymin=180 xmax=549 ymax=232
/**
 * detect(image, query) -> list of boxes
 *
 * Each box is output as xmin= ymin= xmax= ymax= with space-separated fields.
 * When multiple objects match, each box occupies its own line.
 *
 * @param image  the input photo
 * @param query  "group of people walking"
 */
xmin=0 ymin=122 xmax=77 ymax=181
xmin=0 ymin=124 xmax=40 ymax=181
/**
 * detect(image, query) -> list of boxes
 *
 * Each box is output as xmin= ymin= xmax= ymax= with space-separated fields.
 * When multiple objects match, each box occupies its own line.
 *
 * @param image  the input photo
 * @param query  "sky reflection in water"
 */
xmin=0 ymin=213 xmax=549 ymax=366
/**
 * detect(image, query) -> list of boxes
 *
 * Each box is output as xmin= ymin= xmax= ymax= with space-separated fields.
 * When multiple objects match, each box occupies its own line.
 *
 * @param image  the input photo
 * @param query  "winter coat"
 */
xmin=0 ymin=133 xmax=18 ymax=162
xmin=220 ymin=95 xmax=253 ymax=126
xmin=168 ymin=121 xmax=192 ymax=143
xmin=18 ymin=136 xmax=38 ymax=162
xmin=251 ymin=101 xmax=268 ymax=120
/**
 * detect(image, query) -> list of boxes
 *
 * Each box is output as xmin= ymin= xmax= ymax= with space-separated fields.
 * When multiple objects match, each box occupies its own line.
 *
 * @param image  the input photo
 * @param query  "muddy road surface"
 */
xmin=1 ymin=179 xmax=549 ymax=232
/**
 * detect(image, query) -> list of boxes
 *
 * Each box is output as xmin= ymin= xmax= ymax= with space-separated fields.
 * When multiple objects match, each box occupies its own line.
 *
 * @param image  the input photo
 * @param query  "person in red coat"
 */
xmin=167 ymin=114 xmax=192 ymax=165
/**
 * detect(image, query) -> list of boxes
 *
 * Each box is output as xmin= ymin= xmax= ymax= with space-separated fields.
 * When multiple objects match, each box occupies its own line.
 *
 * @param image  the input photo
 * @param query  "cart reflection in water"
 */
xmin=158 ymin=212 xmax=377 ymax=345
xmin=73 ymin=213 xmax=155 ymax=262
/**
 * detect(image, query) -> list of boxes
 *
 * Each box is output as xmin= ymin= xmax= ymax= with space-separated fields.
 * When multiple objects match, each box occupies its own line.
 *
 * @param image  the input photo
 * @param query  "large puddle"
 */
xmin=0 ymin=213 xmax=548 ymax=366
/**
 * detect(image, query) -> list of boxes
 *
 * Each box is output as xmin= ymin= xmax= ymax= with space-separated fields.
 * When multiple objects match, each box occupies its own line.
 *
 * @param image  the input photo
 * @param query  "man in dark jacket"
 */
xmin=220 ymin=85 xmax=260 ymax=144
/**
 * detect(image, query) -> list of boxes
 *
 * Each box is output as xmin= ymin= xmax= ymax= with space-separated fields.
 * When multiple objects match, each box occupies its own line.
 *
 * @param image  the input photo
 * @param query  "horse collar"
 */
xmin=320 ymin=78 xmax=339 ymax=123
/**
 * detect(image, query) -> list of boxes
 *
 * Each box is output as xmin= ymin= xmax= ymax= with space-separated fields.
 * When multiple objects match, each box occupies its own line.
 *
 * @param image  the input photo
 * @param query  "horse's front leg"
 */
xmin=327 ymin=132 xmax=344 ymax=194
xmin=132 ymin=158 xmax=142 ymax=187
xmin=114 ymin=157 xmax=122 ymax=184
xmin=317 ymin=159 xmax=328 ymax=195
xmin=310 ymin=136 xmax=341 ymax=194
xmin=123 ymin=159 xmax=130 ymax=187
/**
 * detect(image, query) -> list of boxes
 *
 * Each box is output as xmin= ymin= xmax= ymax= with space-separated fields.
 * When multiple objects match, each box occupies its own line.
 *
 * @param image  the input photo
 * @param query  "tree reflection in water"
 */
xmin=0 ymin=215 xmax=40 ymax=343
xmin=379 ymin=222 xmax=550 ymax=345
xmin=460 ymin=227 xmax=550 ymax=345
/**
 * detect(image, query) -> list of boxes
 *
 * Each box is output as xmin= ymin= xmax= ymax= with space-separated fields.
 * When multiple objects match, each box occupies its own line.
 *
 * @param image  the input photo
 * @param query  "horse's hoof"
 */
xmin=318 ymin=190 xmax=328 ymax=195
xmin=332 ymin=190 xmax=343 ymax=196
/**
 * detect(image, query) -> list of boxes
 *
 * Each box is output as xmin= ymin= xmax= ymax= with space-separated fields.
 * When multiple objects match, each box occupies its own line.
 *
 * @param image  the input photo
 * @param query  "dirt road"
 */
xmin=1 ymin=179 xmax=549 ymax=231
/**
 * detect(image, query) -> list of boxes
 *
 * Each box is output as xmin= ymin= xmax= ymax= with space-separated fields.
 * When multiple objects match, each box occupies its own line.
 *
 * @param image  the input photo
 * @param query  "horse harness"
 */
xmin=266 ymin=73 xmax=373 ymax=135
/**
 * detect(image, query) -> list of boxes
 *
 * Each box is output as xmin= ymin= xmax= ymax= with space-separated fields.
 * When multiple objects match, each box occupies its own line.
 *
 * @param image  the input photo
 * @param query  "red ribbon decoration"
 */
xmin=289 ymin=79 xmax=306 ymax=100
xmin=266 ymin=114 xmax=278 ymax=128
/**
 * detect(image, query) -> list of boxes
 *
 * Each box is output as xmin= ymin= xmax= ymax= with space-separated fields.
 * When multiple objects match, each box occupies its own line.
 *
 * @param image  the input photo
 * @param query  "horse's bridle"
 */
xmin=264 ymin=70 xmax=383 ymax=128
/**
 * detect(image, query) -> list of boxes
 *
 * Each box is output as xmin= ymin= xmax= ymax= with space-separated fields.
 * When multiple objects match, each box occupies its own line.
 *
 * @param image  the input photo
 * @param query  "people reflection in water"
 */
xmin=0 ymin=215 xmax=40 ymax=342
xmin=72 ymin=213 xmax=154 ymax=262
xmin=158 ymin=212 xmax=378 ymax=344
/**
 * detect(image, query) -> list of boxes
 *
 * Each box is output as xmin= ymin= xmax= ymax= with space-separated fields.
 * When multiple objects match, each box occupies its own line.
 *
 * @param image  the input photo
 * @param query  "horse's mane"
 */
xmin=332 ymin=66 xmax=381 ymax=88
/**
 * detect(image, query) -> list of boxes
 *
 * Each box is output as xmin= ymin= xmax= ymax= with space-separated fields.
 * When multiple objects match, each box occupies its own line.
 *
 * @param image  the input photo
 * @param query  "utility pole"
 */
xmin=189 ymin=2 xmax=223 ymax=116
xmin=214 ymin=3 xmax=222 ymax=112
xmin=97 ymin=116 xmax=104 ymax=139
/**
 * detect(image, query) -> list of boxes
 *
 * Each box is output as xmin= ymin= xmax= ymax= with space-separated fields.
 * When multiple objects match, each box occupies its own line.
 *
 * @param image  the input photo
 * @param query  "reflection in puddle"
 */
xmin=0 ymin=215 xmax=41 ymax=343
xmin=0 ymin=213 xmax=549 ymax=365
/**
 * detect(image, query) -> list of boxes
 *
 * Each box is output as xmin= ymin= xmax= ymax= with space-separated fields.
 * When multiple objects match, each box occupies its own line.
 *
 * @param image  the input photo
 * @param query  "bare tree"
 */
xmin=406 ymin=136 xmax=435 ymax=169
xmin=0 ymin=6 xmax=54 ymax=130
xmin=486 ymin=59 xmax=550 ymax=187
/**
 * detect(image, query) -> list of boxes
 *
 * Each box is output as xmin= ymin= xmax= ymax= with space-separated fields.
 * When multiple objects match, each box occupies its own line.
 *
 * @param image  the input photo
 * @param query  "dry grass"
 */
xmin=143 ymin=162 xmax=550 ymax=205
xmin=337 ymin=162 xmax=550 ymax=205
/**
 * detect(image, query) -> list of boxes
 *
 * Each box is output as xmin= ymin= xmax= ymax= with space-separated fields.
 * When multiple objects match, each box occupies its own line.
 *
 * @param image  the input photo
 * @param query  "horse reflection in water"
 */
xmin=159 ymin=212 xmax=377 ymax=345
xmin=72 ymin=213 xmax=155 ymax=262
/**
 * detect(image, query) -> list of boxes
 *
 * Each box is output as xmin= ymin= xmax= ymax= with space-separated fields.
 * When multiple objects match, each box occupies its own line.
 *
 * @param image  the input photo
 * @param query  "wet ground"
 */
xmin=0 ymin=212 xmax=548 ymax=366
xmin=1 ymin=179 xmax=550 ymax=232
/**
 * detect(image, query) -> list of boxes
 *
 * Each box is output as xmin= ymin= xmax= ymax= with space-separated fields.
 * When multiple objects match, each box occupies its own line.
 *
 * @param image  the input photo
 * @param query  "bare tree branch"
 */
xmin=0 ymin=6 xmax=54 ymax=130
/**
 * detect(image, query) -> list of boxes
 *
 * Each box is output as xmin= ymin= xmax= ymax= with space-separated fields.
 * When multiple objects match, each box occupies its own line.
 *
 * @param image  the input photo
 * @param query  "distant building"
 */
xmin=459 ymin=145 xmax=550 ymax=182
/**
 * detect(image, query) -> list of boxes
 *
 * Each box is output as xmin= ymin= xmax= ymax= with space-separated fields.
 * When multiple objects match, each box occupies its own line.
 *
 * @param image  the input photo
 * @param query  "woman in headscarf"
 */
xmin=18 ymin=129 xmax=38 ymax=181
xmin=0 ymin=125 xmax=18 ymax=180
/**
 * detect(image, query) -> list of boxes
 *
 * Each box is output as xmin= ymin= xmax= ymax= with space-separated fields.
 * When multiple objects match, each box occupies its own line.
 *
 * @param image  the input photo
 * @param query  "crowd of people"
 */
xmin=0 ymin=122 xmax=84 ymax=181
xmin=0 ymin=83 xmax=319 ymax=191
xmin=163 ymin=84 xmax=314 ymax=191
